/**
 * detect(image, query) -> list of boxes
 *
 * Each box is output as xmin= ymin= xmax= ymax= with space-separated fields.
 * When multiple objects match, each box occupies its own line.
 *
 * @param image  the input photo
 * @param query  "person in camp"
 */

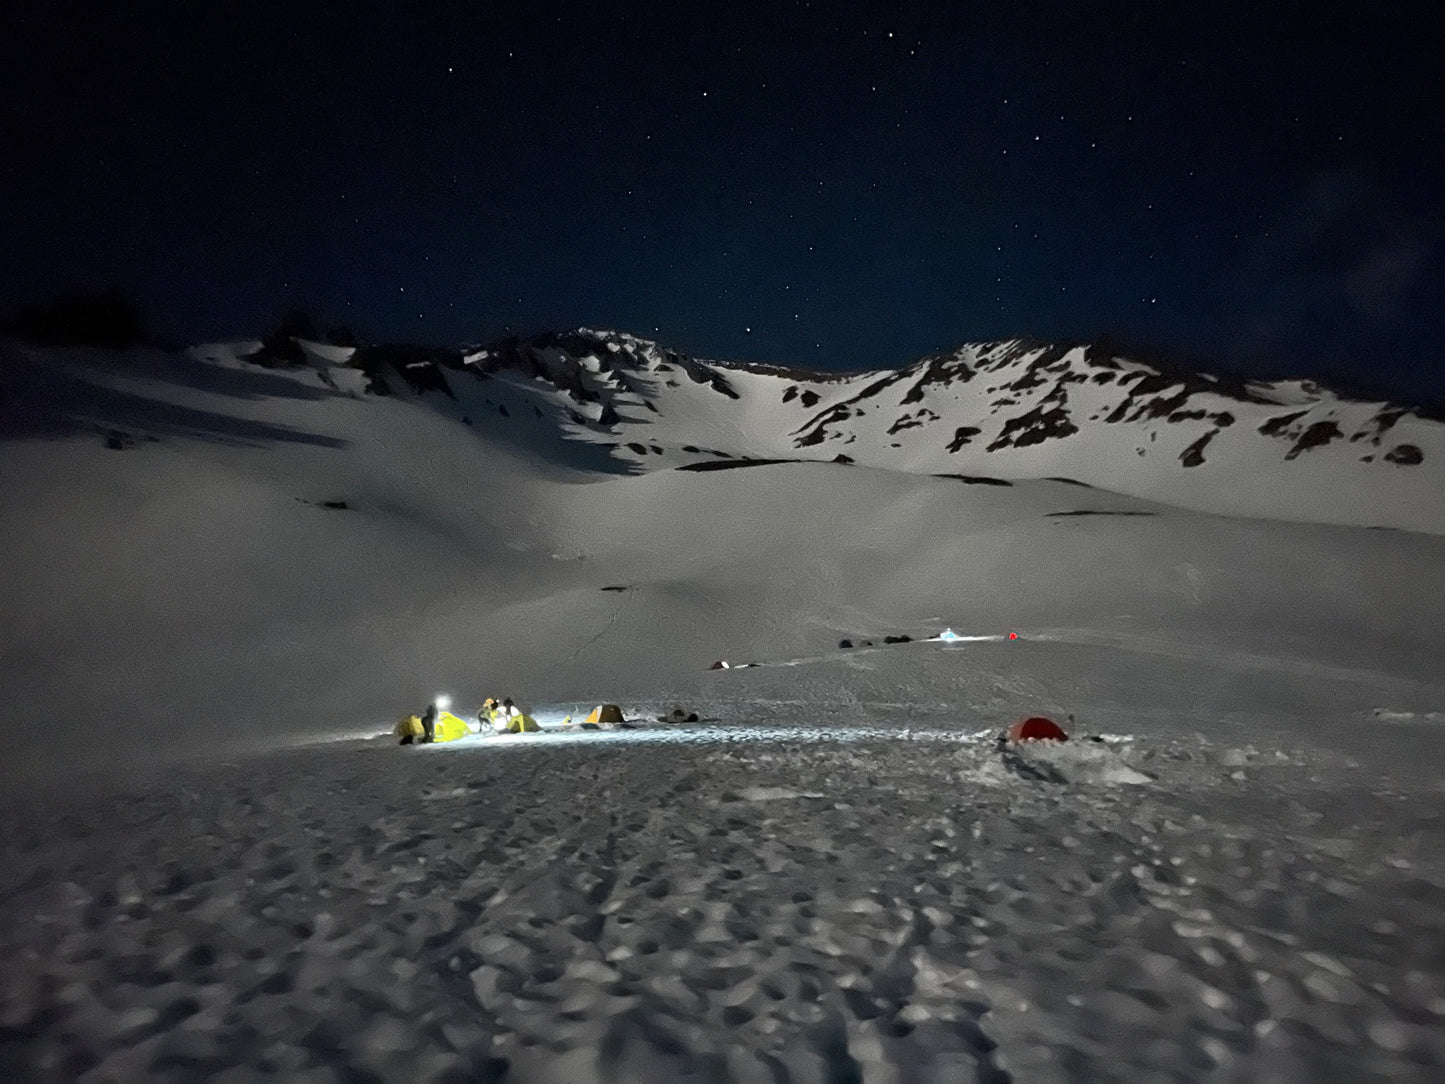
xmin=420 ymin=702 xmax=438 ymax=744
xmin=482 ymin=697 xmax=508 ymax=733
xmin=481 ymin=697 xmax=509 ymax=732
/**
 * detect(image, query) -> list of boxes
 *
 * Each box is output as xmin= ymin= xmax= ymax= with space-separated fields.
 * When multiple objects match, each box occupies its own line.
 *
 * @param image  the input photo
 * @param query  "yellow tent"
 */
xmin=506 ymin=712 xmax=540 ymax=733
xmin=395 ymin=711 xmax=472 ymax=743
xmin=584 ymin=703 xmax=625 ymax=725
xmin=434 ymin=711 xmax=472 ymax=742
xmin=394 ymin=714 xmax=424 ymax=741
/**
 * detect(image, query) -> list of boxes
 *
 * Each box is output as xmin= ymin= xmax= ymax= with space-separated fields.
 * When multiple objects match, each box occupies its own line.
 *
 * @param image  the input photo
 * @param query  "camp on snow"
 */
xmin=584 ymin=704 xmax=626 ymax=725
xmin=393 ymin=711 xmax=476 ymax=744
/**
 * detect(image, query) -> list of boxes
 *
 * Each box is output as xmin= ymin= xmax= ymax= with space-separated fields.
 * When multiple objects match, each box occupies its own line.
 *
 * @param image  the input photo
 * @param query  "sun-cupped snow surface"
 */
xmin=3 ymin=699 xmax=1444 ymax=1083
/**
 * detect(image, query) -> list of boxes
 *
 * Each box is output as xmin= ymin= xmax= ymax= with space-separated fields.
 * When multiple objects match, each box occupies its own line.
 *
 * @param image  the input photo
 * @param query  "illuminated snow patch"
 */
xmin=1370 ymin=708 xmax=1445 ymax=723
xmin=735 ymin=785 xmax=825 ymax=801
xmin=283 ymin=727 xmax=395 ymax=748
xmin=427 ymin=723 xmax=984 ymax=750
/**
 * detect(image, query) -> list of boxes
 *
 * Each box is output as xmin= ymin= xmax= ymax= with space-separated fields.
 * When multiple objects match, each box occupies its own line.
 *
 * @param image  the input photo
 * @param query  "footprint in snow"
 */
xmin=734 ymin=785 xmax=826 ymax=802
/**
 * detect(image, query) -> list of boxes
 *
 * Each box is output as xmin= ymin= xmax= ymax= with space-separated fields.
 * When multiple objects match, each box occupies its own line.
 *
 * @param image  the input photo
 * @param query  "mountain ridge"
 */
xmin=203 ymin=324 xmax=1445 ymax=533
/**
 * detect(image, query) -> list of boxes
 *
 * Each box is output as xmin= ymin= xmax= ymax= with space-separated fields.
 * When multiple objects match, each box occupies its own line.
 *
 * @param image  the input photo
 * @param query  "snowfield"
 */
xmin=1 ymin=338 xmax=1444 ymax=1081
xmin=4 ymin=706 xmax=1444 ymax=1083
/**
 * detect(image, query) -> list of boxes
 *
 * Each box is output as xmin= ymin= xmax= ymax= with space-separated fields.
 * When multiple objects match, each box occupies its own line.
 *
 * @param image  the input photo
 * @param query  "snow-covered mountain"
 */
xmin=4 ymin=333 xmax=1445 ymax=1080
xmin=0 ymin=326 xmax=1438 ymax=780
xmin=240 ymin=327 xmax=1444 ymax=533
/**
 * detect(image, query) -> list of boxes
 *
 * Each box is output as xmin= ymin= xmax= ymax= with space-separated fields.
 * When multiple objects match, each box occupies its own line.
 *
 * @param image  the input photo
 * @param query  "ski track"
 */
xmin=568 ymin=588 xmax=636 ymax=666
xmin=746 ymin=629 xmax=1430 ymax=700
xmin=2 ymin=724 xmax=1443 ymax=1083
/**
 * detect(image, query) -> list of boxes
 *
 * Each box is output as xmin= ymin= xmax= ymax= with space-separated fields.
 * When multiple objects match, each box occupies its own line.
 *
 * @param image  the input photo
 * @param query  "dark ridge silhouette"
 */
xmin=1 ymin=288 xmax=149 ymax=349
xmin=252 ymin=310 xmax=317 ymax=366
xmin=0 ymin=377 xmax=347 ymax=449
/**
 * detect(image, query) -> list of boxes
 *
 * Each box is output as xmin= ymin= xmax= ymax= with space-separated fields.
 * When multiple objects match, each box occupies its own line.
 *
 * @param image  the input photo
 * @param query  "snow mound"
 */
xmin=1005 ymin=737 xmax=1155 ymax=785
xmin=733 ymin=784 xmax=826 ymax=802
xmin=1371 ymin=708 xmax=1445 ymax=724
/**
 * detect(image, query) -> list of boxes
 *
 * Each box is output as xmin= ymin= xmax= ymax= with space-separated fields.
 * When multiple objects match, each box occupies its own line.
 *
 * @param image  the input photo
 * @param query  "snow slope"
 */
xmin=1 ymin=336 xmax=1444 ymax=1080
xmin=2 ymin=338 xmax=1441 ymax=775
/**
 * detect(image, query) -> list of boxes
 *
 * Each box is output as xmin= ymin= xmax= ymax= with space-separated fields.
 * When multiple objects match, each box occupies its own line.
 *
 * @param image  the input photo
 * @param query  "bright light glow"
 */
xmin=436 ymin=695 xmax=452 ymax=710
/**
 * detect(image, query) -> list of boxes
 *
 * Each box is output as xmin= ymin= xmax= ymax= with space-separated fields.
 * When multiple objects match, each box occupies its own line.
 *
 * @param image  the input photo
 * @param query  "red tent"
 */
xmin=1007 ymin=716 xmax=1069 ymax=742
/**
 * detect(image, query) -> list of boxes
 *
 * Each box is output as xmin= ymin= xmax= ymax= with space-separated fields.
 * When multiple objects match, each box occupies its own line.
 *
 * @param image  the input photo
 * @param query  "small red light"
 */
xmin=1008 ymin=632 xmax=1018 ymax=640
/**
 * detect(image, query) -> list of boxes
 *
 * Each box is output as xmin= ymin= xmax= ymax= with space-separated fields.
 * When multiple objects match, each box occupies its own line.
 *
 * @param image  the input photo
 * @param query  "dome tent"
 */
xmin=392 ymin=710 xmax=473 ymax=743
xmin=434 ymin=711 xmax=473 ymax=741
xmin=394 ymin=714 xmax=424 ymax=742
xmin=1006 ymin=716 xmax=1069 ymax=743
xmin=504 ymin=712 xmax=540 ymax=733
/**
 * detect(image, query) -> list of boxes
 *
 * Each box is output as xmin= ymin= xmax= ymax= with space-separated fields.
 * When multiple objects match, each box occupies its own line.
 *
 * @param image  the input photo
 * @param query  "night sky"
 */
xmin=3 ymin=1 xmax=1443 ymax=403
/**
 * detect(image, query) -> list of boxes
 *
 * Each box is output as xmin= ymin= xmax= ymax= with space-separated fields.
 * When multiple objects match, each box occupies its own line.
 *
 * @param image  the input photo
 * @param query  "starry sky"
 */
xmin=2 ymin=1 xmax=1443 ymax=403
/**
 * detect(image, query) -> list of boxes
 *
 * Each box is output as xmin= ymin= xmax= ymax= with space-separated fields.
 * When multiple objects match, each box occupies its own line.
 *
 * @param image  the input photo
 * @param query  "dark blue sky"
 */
xmin=3 ymin=1 xmax=1443 ymax=403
